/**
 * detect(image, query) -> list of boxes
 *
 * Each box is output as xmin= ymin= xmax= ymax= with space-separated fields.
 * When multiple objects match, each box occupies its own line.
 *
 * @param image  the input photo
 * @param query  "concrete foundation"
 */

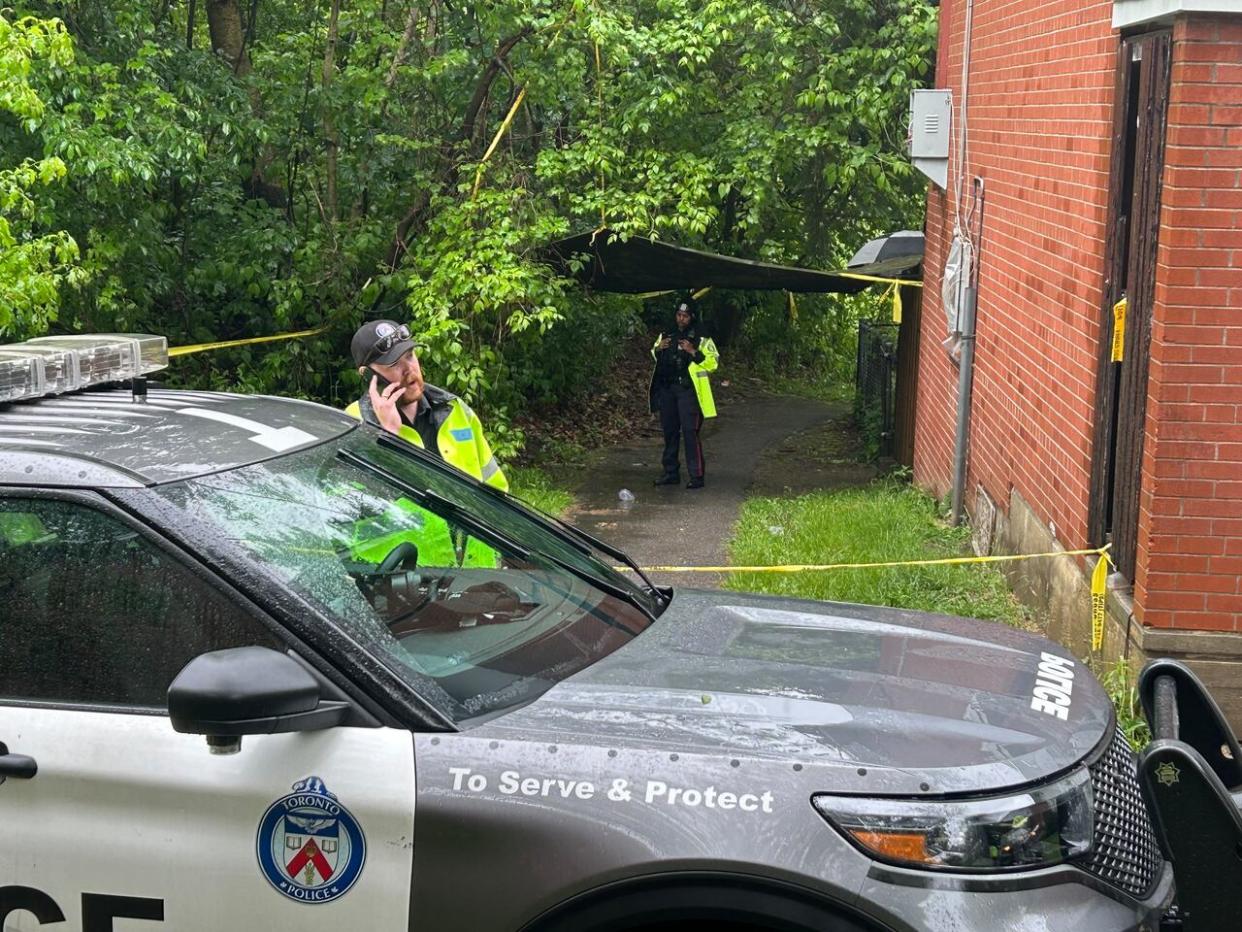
xmin=982 ymin=489 xmax=1242 ymax=732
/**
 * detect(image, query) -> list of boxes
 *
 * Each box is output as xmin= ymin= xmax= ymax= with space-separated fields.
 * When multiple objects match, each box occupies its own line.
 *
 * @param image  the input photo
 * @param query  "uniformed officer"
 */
xmin=346 ymin=320 xmax=508 ymax=491
xmin=648 ymin=299 xmax=719 ymax=489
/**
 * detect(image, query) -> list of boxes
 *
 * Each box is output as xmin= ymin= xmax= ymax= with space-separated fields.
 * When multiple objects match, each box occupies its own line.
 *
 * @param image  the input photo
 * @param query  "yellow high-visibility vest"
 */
xmin=345 ymin=388 xmax=507 ymax=491
xmin=649 ymin=335 xmax=720 ymax=419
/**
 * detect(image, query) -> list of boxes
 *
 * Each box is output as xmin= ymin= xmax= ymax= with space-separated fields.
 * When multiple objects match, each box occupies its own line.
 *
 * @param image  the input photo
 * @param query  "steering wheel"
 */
xmin=378 ymin=541 xmax=419 ymax=574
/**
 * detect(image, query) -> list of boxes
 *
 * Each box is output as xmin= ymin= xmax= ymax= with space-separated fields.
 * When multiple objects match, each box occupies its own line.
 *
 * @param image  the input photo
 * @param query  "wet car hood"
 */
xmin=487 ymin=589 xmax=1113 ymax=795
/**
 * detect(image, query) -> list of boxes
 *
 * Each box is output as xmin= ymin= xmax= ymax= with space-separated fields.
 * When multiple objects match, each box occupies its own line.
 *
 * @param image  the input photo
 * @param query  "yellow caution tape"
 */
xmin=838 ymin=272 xmax=923 ymax=288
xmin=635 ymin=286 xmax=713 ymax=302
xmin=1091 ymin=552 xmax=1109 ymax=651
xmin=1111 ymin=297 xmax=1127 ymax=363
xmin=616 ymin=545 xmax=1110 ymax=574
xmin=620 ymin=545 xmax=1113 ymax=647
xmin=628 ymin=276 xmax=917 ymax=303
xmin=472 ymin=85 xmax=528 ymax=199
xmin=168 ymin=326 xmax=329 ymax=358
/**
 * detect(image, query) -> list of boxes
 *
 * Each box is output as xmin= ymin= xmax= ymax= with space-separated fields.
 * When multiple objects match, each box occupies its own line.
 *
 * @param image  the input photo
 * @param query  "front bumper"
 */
xmin=855 ymin=858 xmax=1174 ymax=932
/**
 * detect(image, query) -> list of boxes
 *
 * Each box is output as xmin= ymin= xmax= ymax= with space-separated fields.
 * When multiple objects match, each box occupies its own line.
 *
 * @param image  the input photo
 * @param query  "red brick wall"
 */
xmin=914 ymin=0 xmax=1118 ymax=545
xmin=1135 ymin=14 xmax=1242 ymax=632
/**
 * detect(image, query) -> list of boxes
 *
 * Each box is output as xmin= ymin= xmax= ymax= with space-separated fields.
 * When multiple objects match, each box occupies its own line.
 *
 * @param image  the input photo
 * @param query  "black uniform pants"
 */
xmin=657 ymin=383 xmax=704 ymax=479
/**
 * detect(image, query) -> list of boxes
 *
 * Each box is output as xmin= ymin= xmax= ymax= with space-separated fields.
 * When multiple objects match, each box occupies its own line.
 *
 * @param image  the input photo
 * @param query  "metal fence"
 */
xmin=854 ymin=320 xmax=899 ymax=459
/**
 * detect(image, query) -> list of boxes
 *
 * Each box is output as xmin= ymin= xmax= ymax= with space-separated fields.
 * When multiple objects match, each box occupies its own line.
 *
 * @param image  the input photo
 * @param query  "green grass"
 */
xmin=1096 ymin=659 xmax=1152 ymax=750
xmin=726 ymin=478 xmax=1030 ymax=628
xmin=764 ymin=372 xmax=854 ymax=406
xmin=507 ymin=465 xmax=574 ymax=518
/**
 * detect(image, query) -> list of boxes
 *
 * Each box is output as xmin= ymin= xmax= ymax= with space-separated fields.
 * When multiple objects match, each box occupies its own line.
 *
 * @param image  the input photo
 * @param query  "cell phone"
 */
xmin=365 ymin=367 xmax=391 ymax=393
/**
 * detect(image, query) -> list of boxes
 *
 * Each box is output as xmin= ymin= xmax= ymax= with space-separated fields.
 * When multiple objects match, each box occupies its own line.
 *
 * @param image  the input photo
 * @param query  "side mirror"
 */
xmin=168 ymin=646 xmax=349 ymax=753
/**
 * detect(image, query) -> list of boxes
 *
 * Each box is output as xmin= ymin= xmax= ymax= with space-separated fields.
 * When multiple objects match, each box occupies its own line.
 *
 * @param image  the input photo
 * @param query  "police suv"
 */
xmin=0 ymin=333 xmax=1205 ymax=932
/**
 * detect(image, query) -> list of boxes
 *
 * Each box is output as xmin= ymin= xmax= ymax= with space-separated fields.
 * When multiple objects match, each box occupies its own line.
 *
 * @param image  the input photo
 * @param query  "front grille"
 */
xmin=1078 ymin=725 xmax=1165 ymax=898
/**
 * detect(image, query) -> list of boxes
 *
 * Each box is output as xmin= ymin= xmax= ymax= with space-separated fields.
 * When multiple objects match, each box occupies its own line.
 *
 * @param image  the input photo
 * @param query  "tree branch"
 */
xmin=383 ymin=27 xmax=530 ymax=270
xmin=460 ymin=28 xmax=529 ymax=145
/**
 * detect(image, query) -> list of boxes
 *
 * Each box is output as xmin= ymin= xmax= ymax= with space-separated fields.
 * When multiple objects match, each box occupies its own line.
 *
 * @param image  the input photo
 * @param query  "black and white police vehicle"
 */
xmin=1 ymin=334 xmax=1238 ymax=932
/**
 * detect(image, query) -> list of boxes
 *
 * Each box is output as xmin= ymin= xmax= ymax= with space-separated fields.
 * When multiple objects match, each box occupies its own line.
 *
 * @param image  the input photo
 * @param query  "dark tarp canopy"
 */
xmin=543 ymin=229 xmax=922 ymax=295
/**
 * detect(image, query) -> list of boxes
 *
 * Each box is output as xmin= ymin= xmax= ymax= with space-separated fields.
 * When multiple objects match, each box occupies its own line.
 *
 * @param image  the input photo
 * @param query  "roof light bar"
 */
xmin=0 ymin=333 xmax=169 ymax=403
xmin=26 ymin=333 xmax=167 ymax=386
xmin=0 ymin=351 xmax=44 ymax=404
xmin=3 ymin=344 xmax=81 ymax=395
xmin=95 ymin=333 xmax=169 ymax=374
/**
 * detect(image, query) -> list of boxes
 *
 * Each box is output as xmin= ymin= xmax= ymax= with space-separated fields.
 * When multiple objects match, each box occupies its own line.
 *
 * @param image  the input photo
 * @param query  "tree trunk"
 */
xmin=384 ymin=2 xmax=422 ymax=94
xmin=206 ymin=0 xmax=251 ymax=74
xmin=205 ymin=0 xmax=289 ymax=208
xmin=322 ymin=0 xmax=342 ymax=223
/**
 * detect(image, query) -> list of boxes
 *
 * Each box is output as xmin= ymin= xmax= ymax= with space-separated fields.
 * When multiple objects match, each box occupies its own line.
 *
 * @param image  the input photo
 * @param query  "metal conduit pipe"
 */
xmin=949 ymin=282 xmax=978 ymax=526
xmin=950 ymin=178 xmax=984 ymax=527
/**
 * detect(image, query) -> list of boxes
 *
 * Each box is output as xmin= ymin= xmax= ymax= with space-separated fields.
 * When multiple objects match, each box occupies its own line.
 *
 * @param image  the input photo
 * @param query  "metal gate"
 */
xmin=855 ymin=320 xmax=899 ymax=459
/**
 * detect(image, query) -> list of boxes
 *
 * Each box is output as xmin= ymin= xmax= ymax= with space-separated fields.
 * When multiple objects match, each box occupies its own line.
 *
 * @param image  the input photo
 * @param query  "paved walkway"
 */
xmin=565 ymin=383 xmax=874 ymax=589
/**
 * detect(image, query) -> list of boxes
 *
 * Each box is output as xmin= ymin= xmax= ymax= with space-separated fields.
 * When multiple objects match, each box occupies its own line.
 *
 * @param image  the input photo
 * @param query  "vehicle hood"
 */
xmin=484 ymin=589 xmax=1113 ymax=795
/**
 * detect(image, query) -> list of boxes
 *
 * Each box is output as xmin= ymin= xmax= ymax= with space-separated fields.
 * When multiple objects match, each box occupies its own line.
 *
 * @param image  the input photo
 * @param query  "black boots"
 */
xmin=655 ymin=473 xmax=703 ymax=489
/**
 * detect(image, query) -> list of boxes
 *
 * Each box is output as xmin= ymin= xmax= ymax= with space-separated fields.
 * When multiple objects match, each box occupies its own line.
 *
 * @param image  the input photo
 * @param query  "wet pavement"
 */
xmin=565 ymin=382 xmax=876 ymax=589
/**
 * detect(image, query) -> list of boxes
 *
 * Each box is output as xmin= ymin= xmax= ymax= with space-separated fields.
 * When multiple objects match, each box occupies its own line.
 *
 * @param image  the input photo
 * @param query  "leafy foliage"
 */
xmin=0 ymin=13 xmax=82 ymax=333
xmin=1 ymin=0 xmax=936 ymax=443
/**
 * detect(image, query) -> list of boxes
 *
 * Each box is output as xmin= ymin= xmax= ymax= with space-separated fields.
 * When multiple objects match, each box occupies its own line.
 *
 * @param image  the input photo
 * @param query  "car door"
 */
xmin=0 ymin=492 xmax=416 ymax=932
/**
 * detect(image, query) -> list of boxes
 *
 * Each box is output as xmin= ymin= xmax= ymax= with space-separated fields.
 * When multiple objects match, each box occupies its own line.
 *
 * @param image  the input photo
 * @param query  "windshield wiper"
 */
xmin=543 ymin=512 xmax=667 ymax=607
xmin=536 ymin=547 xmax=654 ymax=627
xmin=473 ymin=474 xmax=668 ymax=608
xmin=373 ymin=432 xmax=665 ymax=610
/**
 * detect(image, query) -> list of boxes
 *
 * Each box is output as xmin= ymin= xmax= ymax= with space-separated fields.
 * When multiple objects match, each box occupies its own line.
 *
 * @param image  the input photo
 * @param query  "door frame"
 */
xmin=1087 ymin=29 xmax=1173 ymax=583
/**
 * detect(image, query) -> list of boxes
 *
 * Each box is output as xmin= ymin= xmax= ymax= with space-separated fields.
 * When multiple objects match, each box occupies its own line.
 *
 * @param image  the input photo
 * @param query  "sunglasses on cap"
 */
xmin=366 ymin=323 xmax=413 ymax=363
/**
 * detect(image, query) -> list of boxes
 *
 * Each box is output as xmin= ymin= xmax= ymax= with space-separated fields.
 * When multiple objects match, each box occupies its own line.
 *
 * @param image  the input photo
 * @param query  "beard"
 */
xmin=400 ymin=380 xmax=425 ymax=405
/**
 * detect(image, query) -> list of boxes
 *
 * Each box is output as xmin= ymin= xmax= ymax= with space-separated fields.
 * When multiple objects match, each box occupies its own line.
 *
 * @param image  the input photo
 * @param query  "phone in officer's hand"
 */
xmin=365 ymin=367 xmax=391 ymax=393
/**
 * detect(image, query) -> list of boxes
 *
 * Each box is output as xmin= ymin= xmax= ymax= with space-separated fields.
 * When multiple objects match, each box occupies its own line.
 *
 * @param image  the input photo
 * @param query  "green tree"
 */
xmin=0 ymin=12 xmax=81 ymax=336
xmin=5 ymin=0 xmax=935 ymax=447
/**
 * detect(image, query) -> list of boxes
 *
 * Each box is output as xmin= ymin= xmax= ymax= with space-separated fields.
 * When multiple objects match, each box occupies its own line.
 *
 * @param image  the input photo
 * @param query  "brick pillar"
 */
xmin=1135 ymin=13 xmax=1242 ymax=722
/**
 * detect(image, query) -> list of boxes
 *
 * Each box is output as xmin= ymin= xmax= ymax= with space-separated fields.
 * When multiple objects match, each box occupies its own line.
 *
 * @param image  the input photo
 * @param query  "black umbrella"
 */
xmin=847 ymin=231 xmax=924 ymax=276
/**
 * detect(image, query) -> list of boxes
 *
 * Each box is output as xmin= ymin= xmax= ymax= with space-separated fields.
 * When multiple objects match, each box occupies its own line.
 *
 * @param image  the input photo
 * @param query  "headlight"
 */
xmin=813 ymin=768 xmax=1093 ymax=872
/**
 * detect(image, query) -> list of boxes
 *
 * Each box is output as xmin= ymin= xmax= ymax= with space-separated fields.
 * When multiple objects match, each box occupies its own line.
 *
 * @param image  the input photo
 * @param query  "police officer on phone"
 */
xmin=345 ymin=320 xmax=508 ymax=491
xmin=649 ymin=298 xmax=719 ymax=489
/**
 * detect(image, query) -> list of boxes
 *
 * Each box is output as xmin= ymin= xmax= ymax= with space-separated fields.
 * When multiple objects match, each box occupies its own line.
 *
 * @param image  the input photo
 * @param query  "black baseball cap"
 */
xmin=350 ymin=320 xmax=416 ymax=367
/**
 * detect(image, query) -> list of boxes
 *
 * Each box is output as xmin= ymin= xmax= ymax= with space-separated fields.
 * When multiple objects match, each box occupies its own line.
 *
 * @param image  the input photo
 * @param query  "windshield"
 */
xmin=154 ymin=429 xmax=659 ymax=722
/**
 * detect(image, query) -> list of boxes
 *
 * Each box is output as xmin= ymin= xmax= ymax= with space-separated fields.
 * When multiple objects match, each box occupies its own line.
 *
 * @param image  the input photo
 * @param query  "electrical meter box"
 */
xmin=909 ymin=89 xmax=951 ymax=188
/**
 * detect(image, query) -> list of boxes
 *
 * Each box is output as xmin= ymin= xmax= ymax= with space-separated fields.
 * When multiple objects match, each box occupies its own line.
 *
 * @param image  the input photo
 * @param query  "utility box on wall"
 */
xmin=910 ymin=89 xmax=952 ymax=189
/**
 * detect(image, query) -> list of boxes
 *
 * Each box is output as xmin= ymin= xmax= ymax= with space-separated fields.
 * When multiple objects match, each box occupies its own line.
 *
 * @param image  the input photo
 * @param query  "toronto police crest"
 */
xmin=256 ymin=776 xmax=366 ymax=903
